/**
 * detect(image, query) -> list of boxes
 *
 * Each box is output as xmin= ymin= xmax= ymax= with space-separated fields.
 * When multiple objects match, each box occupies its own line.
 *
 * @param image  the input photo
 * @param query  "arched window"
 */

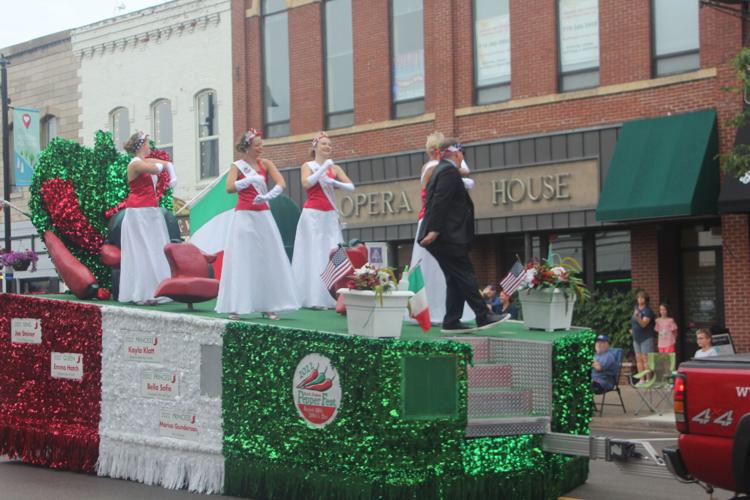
xmin=196 ymin=90 xmax=219 ymax=179
xmin=41 ymin=115 xmax=58 ymax=147
xmin=110 ymin=107 xmax=130 ymax=151
xmin=152 ymin=99 xmax=173 ymax=160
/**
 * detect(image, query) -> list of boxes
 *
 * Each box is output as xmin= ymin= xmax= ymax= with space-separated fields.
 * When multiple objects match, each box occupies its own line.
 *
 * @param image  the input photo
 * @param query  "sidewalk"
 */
xmin=590 ymin=384 xmax=678 ymax=433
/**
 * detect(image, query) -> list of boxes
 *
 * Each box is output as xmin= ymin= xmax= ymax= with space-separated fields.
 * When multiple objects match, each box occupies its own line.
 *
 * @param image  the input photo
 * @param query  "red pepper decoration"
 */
xmin=296 ymin=364 xmax=319 ymax=388
xmin=305 ymin=375 xmax=336 ymax=392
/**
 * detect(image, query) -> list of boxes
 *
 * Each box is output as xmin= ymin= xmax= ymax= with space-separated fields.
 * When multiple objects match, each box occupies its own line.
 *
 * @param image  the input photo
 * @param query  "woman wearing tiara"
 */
xmin=408 ymin=131 xmax=475 ymax=324
xmin=215 ymin=129 xmax=300 ymax=320
xmin=119 ymin=131 xmax=178 ymax=304
xmin=292 ymin=132 xmax=355 ymax=308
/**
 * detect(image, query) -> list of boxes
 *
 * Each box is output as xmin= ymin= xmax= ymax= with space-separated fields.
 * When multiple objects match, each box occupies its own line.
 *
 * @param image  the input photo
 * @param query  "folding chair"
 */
xmin=594 ymin=347 xmax=627 ymax=416
xmin=632 ymin=352 xmax=676 ymax=416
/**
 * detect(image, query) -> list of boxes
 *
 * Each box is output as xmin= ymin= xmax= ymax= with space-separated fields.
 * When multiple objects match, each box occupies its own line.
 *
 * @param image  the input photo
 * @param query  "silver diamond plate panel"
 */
xmin=466 ymin=364 xmax=513 ymax=388
xmin=465 ymin=416 xmax=551 ymax=437
xmin=486 ymin=337 xmax=553 ymax=416
xmin=468 ymin=388 xmax=533 ymax=417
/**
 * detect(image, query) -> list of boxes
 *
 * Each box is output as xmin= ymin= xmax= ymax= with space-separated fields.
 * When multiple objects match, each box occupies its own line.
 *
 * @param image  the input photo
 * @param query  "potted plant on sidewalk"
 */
xmin=0 ymin=249 xmax=39 ymax=272
xmin=518 ymin=257 xmax=589 ymax=331
xmin=337 ymin=264 xmax=413 ymax=338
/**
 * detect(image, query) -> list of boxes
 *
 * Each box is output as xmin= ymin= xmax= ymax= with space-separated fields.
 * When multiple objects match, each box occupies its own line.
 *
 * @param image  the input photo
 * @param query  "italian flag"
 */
xmin=188 ymin=171 xmax=236 ymax=280
xmin=408 ymin=265 xmax=431 ymax=332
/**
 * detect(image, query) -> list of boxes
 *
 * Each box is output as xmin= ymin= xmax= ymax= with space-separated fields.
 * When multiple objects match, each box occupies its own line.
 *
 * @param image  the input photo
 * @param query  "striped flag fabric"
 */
xmin=408 ymin=265 xmax=431 ymax=332
xmin=321 ymin=247 xmax=354 ymax=291
xmin=500 ymin=260 xmax=525 ymax=296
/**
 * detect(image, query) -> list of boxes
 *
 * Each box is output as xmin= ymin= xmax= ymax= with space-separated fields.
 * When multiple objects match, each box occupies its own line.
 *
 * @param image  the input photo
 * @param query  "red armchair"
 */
xmin=154 ymin=243 xmax=220 ymax=310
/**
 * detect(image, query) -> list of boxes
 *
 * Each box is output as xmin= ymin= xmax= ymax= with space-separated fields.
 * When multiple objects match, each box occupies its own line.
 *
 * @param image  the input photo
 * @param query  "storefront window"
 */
xmin=652 ymin=0 xmax=699 ymax=77
xmin=557 ymin=0 xmax=599 ymax=91
xmin=595 ymin=230 xmax=631 ymax=293
xmin=473 ymin=0 xmax=511 ymax=104
xmin=548 ymin=233 xmax=584 ymax=266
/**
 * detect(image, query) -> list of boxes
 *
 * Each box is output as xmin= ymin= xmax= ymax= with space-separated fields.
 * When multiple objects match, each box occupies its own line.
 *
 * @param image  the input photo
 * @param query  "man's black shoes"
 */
xmin=476 ymin=312 xmax=511 ymax=330
xmin=440 ymin=322 xmax=476 ymax=333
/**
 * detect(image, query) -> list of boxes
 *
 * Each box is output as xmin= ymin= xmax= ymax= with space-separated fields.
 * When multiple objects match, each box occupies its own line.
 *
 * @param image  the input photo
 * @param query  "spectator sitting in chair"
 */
xmin=591 ymin=334 xmax=618 ymax=394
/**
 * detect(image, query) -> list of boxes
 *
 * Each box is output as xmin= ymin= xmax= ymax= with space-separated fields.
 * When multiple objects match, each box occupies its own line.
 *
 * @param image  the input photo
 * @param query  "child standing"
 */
xmin=655 ymin=303 xmax=678 ymax=353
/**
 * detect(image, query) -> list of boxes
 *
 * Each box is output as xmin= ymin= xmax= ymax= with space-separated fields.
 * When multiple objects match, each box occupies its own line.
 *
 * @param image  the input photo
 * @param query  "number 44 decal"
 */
xmin=691 ymin=409 xmax=734 ymax=427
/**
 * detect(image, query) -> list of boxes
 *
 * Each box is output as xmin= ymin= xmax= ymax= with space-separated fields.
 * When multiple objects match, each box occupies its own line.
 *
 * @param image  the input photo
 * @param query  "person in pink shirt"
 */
xmin=655 ymin=303 xmax=678 ymax=353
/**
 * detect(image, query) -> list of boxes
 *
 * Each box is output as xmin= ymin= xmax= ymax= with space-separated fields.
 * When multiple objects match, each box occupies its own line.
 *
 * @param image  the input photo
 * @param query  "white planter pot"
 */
xmin=337 ymin=289 xmax=414 ymax=338
xmin=518 ymin=288 xmax=576 ymax=331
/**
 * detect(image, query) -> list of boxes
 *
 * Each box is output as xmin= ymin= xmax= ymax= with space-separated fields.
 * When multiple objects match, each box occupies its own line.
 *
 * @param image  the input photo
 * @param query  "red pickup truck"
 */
xmin=663 ymin=353 xmax=750 ymax=495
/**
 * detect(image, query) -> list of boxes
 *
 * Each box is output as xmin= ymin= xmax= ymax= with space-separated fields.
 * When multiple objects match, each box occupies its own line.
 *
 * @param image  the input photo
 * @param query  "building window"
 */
xmin=196 ymin=90 xmax=219 ymax=179
xmin=557 ymin=0 xmax=599 ymax=92
xmin=324 ymin=0 xmax=354 ymax=129
xmin=595 ymin=231 xmax=631 ymax=293
xmin=110 ymin=107 xmax=130 ymax=151
xmin=391 ymin=0 xmax=424 ymax=118
xmin=262 ymin=0 xmax=290 ymax=138
xmin=652 ymin=0 xmax=699 ymax=77
xmin=41 ymin=115 xmax=58 ymax=147
xmin=152 ymin=99 xmax=173 ymax=160
xmin=473 ymin=0 xmax=511 ymax=105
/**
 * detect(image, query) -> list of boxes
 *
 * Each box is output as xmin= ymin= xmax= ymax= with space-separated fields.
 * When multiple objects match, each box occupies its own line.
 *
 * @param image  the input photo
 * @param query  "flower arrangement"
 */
xmin=345 ymin=264 xmax=398 ymax=305
xmin=520 ymin=257 xmax=589 ymax=303
xmin=0 ymin=249 xmax=39 ymax=272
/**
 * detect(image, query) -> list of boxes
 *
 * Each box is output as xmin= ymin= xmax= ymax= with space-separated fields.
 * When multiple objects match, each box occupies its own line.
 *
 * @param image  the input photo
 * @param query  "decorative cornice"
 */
xmin=74 ymin=12 xmax=221 ymax=59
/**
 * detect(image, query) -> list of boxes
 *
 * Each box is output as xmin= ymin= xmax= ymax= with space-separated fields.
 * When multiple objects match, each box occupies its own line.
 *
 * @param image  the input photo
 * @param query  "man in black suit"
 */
xmin=418 ymin=138 xmax=506 ymax=333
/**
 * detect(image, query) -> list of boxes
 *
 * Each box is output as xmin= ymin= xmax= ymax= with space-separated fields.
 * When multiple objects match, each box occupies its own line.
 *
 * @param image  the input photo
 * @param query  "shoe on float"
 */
xmin=476 ymin=312 xmax=510 ymax=331
xmin=228 ymin=313 xmax=241 ymax=320
xmin=262 ymin=312 xmax=280 ymax=320
xmin=440 ymin=322 xmax=477 ymax=334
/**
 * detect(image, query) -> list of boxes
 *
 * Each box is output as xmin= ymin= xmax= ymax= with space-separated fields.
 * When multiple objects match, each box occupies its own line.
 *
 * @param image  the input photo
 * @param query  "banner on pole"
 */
xmin=13 ymin=107 xmax=40 ymax=186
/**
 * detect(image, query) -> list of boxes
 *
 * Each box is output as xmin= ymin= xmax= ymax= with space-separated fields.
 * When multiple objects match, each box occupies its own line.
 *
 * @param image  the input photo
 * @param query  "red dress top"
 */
xmin=125 ymin=172 xmax=159 ymax=208
xmin=236 ymin=160 xmax=270 ymax=212
xmin=418 ymin=187 xmax=427 ymax=220
xmin=303 ymin=165 xmax=336 ymax=211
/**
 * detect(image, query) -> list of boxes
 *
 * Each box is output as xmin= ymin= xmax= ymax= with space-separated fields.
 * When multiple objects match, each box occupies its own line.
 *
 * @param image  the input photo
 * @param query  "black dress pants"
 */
xmin=426 ymin=241 xmax=488 ymax=326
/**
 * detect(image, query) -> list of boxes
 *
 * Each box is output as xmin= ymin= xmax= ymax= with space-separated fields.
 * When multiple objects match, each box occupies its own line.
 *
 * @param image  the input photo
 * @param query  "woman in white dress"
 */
xmin=215 ymin=129 xmax=300 ymax=320
xmin=291 ymin=132 xmax=355 ymax=308
xmin=119 ymin=131 xmax=177 ymax=304
xmin=409 ymin=132 xmax=475 ymax=325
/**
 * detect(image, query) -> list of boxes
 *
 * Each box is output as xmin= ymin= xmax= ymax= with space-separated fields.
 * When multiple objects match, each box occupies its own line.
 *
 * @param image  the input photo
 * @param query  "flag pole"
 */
xmin=174 ymin=168 xmax=230 ymax=216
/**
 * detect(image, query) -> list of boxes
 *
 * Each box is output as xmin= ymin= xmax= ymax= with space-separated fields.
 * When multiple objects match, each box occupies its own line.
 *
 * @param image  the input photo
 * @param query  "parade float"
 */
xmin=0 ymin=132 xmax=595 ymax=499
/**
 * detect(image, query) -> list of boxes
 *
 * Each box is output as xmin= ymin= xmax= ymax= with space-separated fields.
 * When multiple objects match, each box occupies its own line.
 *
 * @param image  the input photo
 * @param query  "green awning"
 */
xmin=596 ymin=109 xmax=719 ymax=222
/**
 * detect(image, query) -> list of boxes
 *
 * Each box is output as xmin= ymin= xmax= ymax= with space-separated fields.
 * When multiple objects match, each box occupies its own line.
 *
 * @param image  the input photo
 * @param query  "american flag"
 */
xmin=321 ymin=247 xmax=354 ymax=291
xmin=500 ymin=260 xmax=525 ymax=296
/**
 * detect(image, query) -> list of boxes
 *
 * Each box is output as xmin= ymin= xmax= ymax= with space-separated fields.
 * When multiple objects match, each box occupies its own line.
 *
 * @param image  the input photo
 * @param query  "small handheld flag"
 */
xmin=321 ymin=246 xmax=354 ymax=292
xmin=500 ymin=260 xmax=525 ymax=296
xmin=408 ymin=265 xmax=431 ymax=332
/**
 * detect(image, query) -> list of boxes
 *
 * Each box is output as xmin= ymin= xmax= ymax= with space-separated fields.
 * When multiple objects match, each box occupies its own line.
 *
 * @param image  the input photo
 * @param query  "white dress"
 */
xmin=409 ymin=162 xmax=475 ymax=325
xmin=118 ymin=159 xmax=172 ymax=304
xmin=291 ymin=162 xmax=343 ymax=308
xmin=215 ymin=160 xmax=300 ymax=314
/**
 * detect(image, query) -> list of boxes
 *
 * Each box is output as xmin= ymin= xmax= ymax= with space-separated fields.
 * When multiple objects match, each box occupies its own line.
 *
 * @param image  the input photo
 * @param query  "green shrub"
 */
xmin=572 ymin=289 xmax=636 ymax=355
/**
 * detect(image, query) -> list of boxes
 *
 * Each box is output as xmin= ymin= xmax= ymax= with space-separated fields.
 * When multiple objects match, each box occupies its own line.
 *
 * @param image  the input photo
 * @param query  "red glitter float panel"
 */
xmin=0 ymin=294 xmax=102 ymax=472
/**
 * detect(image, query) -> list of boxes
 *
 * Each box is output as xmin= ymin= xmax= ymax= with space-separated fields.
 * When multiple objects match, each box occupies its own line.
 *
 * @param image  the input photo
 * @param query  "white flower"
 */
xmin=525 ymin=268 xmax=537 ymax=284
xmin=551 ymin=266 xmax=565 ymax=277
xmin=741 ymin=171 xmax=750 ymax=185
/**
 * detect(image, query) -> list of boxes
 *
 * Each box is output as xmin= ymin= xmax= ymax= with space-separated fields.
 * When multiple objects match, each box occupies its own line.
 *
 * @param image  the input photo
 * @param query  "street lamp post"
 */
xmin=1 ymin=54 xmax=10 ymax=255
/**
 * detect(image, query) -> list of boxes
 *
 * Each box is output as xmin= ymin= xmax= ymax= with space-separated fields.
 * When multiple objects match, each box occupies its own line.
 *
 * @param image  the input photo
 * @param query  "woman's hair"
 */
xmin=123 ymin=132 xmax=147 ymax=154
xmin=425 ymin=132 xmax=444 ymax=156
xmin=636 ymin=290 xmax=650 ymax=304
xmin=310 ymin=131 xmax=329 ymax=158
xmin=696 ymin=328 xmax=712 ymax=340
xmin=235 ymin=129 xmax=262 ymax=153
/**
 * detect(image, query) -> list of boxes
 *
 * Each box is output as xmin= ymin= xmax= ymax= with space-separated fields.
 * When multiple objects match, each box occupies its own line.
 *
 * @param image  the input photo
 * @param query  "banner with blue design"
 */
xmin=13 ymin=107 xmax=40 ymax=186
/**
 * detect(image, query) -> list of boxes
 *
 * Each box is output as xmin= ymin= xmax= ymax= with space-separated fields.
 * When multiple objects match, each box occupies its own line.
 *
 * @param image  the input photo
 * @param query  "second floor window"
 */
xmin=391 ymin=0 xmax=424 ymax=118
xmin=110 ymin=107 xmax=130 ymax=151
xmin=474 ymin=0 xmax=511 ymax=105
xmin=325 ymin=0 xmax=354 ymax=129
xmin=653 ymin=0 xmax=699 ymax=77
xmin=42 ymin=115 xmax=58 ymax=147
xmin=263 ymin=0 xmax=290 ymax=138
xmin=197 ymin=90 xmax=219 ymax=179
xmin=558 ymin=0 xmax=599 ymax=92
xmin=152 ymin=99 xmax=173 ymax=160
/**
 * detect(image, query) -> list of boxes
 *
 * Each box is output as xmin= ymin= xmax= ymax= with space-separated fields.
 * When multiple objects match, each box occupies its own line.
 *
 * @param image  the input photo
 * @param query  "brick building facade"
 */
xmin=231 ymin=0 xmax=750 ymax=357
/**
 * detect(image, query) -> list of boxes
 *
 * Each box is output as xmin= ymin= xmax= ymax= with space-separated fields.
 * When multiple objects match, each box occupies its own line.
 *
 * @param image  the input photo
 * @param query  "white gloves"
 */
xmin=306 ymin=159 xmax=334 ymax=186
xmin=235 ymin=177 xmax=255 ymax=191
xmin=254 ymin=184 xmax=283 ymax=205
xmin=153 ymin=162 xmax=165 ymax=174
xmin=460 ymin=159 xmax=471 ymax=172
xmin=462 ymin=177 xmax=475 ymax=190
xmin=165 ymin=162 xmax=177 ymax=188
xmin=321 ymin=176 xmax=355 ymax=192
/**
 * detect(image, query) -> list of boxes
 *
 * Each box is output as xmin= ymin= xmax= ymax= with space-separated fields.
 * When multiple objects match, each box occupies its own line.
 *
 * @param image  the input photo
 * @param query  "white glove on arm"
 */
xmin=254 ymin=184 xmax=283 ymax=204
xmin=153 ymin=162 xmax=165 ymax=174
xmin=306 ymin=160 xmax=334 ymax=186
xmin=462 ymin=177 xmax=475 ymax=190
xmin=166 ymin=162 xmax=177 ymax=188
xmin=234 ymin=176 xmax=255 ymax=191
xmin=329 ymin=179 xmax=355 ymax=192
xmin=460 ymin=159 xmax=471 ymax=172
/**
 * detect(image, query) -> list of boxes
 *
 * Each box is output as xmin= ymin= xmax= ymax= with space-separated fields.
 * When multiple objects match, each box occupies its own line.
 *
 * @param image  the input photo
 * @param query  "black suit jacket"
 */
xmin=417 ymin=159 xmax=475 ymax=247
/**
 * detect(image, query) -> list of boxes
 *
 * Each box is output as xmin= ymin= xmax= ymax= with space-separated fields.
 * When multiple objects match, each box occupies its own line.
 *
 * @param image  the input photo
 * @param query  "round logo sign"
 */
xmin=292 ymin=354 xmax=341 ymax=428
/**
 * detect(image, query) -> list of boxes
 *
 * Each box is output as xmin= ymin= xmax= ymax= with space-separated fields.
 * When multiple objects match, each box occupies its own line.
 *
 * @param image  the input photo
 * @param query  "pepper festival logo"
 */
xmin=293 ymin=354 xmax=341 ymax=428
